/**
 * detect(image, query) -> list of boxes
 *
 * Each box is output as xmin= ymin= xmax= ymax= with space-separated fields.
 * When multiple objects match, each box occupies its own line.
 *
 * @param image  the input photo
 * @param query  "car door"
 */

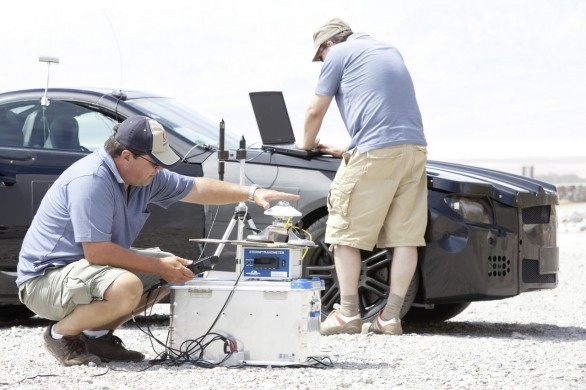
xmin=0 ymin=99 xmax=116 ymax=271
xmin=1 ymin=95 xmax=206 ymax=266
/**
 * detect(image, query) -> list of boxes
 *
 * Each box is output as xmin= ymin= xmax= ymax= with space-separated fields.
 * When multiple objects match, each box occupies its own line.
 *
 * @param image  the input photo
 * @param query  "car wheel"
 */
xmin=402 ymin=302 xmax=471 ymax=323
xmin=301 ymin=215 xmax=419 ymax=321
xmin=0 ymin=304 xmax=35 ymax=322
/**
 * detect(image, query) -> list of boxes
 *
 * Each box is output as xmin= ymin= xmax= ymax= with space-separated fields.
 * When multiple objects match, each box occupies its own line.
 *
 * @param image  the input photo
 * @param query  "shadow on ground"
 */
xmin=403 ymin=320 xmax=586 ymax=342
xmin=0 ymin=312 xmax=170 ymax=329
xmin=4 ymin=315 xmax=584 ymax=343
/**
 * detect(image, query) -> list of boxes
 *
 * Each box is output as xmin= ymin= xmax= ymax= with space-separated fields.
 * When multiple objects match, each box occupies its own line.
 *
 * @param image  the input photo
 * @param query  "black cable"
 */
xmin=182 ymin=144 xmax=213 ymax=161
xmin=160 ymin=265 xmax=247 ymax=367
xmin=135 ymin=195 xmax=250 ymax=367
xmin=197 ymin=203 xmax=221 ymax=259
xmin=134 ymin=202 xmax=334 ymax=369
xmin=0 ymin=373 xmax=58 ymax=386
xmin=305 ymin=356 xmax=334 ymax=368
xmin=132 ymin=261 xmax=248 ymax=368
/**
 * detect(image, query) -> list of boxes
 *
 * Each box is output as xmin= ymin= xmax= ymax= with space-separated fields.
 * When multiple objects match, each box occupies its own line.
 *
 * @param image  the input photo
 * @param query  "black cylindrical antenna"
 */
xmin=217 ymin=119 xmax=228 ymax=181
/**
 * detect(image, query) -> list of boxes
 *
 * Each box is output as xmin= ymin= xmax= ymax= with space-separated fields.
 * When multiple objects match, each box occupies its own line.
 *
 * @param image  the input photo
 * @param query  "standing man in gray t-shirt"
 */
xmin=299 ymin=18 xmax=428 ymax=336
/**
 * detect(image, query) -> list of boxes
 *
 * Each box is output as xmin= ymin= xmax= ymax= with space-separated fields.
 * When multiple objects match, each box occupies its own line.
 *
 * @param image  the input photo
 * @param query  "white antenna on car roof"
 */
xmin=39 ymin=56 xmax=59 ymax=107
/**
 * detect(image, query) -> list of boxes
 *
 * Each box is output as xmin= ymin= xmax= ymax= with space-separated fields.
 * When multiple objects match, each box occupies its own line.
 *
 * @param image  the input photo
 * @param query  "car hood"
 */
xmin=426 ymin=160 xmax=558 ymax=208
xmin=235 ymin=154 xmax=558 ymax=208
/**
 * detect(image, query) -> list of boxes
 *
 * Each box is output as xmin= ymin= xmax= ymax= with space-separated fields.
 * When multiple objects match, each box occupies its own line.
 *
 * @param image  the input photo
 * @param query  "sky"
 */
xmin=1 ymin=0 xmax=585 ymax=171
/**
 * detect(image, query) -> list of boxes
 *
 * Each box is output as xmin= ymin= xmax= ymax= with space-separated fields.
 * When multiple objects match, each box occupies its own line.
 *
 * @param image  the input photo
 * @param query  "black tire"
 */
xmin=402 ymin=302 xmax=471 ymax=323
xmin=0 ymin=304 xmax=35 ymax=322
xmin=302 ymin=215 xmax=419 ymax=322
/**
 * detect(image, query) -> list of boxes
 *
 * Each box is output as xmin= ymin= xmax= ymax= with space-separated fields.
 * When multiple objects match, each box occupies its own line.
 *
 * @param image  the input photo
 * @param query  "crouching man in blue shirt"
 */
xmin=16 ymin=115 xmax=299 ymax=366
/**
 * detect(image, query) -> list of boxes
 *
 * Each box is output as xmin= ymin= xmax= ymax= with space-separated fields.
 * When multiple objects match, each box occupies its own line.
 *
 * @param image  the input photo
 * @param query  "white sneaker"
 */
xmin=320 ymin=304 xmax=362 ymax=335
xmin=368 ymin=312 xmax=403 ymax=335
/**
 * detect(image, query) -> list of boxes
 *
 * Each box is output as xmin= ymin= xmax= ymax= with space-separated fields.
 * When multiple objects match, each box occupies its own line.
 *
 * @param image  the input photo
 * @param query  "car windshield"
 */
xmin=126 ymin=97 xmax=241 ymax=149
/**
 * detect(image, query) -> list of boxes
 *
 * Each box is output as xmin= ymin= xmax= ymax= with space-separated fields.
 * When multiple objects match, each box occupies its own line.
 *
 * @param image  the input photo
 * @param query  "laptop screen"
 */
xmin=249 ymin=91 xmax=296 ymax=145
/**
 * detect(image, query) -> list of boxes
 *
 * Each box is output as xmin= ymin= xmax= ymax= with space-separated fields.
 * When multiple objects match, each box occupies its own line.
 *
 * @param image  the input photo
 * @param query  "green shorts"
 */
xmin=18 ymin=248 xmax=171 ymax=321
xmin=325 ymin=144 xmax=428 ymax=251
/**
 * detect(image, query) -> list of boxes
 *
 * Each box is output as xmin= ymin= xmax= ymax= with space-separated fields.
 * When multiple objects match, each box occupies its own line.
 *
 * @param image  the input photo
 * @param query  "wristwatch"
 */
xmin=248 ymin=184 xmax=261 ymax=202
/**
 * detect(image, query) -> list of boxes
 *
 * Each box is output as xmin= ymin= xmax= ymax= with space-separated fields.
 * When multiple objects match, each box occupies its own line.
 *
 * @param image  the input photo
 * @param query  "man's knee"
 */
xmin=393 ymin=246 xmax=418 ymax=262
xmin=104 ymin=273 xmax=143 ymax=310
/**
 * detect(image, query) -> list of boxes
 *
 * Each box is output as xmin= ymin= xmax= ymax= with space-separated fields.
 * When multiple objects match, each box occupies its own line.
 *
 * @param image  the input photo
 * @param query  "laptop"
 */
xmin=249 ymin=91 xmax=322 ymax=158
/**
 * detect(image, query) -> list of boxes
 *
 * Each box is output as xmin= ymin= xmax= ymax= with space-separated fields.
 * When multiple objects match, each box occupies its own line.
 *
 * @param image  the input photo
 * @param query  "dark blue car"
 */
xmin=0 ymin=88 xmax=559 ymax=323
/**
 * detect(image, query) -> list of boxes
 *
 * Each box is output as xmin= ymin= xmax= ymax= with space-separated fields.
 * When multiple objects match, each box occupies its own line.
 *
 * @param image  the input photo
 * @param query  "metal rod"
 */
xmin=39 ymin=56 xmax=59 ymax=107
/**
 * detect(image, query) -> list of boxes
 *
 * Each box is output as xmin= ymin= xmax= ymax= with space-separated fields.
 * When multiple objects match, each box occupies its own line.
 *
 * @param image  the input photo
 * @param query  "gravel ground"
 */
xmin=1 ymin=204 xmax=585 ymax=390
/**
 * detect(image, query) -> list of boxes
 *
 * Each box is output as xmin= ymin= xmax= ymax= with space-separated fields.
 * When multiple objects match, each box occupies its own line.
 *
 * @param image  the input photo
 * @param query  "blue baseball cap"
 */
xmin=114 ymin=115 xmax=181 ymax=168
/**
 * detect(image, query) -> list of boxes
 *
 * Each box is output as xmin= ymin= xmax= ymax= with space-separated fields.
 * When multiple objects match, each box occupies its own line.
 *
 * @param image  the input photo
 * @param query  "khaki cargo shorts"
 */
xmin=18 ymin=248 xmax=171 ymax=321
xmin=325 ymin=144 xmax=428 ymax=251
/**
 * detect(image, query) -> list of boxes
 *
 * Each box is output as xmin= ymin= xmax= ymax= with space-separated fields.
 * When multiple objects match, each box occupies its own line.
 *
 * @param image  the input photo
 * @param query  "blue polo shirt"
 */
xmin=16 ymin=148 xmax=194 ymax=286
xmin=316 ymin=32 xmax=426 ymax=153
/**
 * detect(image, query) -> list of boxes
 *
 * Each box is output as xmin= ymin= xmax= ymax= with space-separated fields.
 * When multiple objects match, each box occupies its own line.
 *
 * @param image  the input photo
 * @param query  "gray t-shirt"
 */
xmin=16 ymin=148 xmax=194 ymax=286
xmin=316 ymin=32 xmax=426 ymax=153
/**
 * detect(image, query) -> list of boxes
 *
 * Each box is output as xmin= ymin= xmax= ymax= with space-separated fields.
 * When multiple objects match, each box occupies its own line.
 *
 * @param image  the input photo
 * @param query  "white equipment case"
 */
xmin=168 ymin=278 xmax=324 ymax=366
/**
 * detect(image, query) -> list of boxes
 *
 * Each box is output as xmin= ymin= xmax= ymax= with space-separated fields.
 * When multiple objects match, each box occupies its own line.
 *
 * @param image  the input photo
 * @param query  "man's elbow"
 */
xmin=306 ymin=106 xmax=326 ymax=121
xmin=81 ymin=242 xmax=111 ymax=265
xmin=84 ymin=254 xmax=105 ymax=265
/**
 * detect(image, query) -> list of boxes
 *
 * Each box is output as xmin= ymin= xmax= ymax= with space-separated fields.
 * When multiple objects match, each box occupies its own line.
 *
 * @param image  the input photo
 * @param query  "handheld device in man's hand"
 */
xmin=186 ymin=255 xmax=219 ymax=275
xmin=157 ymin=256 xmax=219 ymax=287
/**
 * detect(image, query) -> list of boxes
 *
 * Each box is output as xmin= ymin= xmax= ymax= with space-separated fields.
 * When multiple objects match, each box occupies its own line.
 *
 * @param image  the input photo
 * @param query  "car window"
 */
xmin=77 ymin=112 xmax=118 ymax=151
xmin=127 ymin=97 xmax=241 ymax=149
xmin=0 ymin=107 xmax=24 ymax=147
xmin=0 ymin=100 xmax=117 ymax=151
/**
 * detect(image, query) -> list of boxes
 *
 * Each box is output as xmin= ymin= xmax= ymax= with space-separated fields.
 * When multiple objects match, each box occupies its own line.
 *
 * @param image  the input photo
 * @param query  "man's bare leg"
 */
xmin=382 ymin=246 xmax=418 ymax=320
xmin=53 ymin=272 xmax=143 ymax=336
xmin=333 ymin=244 xmax=362 ymax=317
xmin=320 ymin=244 xmax=364 ymax=335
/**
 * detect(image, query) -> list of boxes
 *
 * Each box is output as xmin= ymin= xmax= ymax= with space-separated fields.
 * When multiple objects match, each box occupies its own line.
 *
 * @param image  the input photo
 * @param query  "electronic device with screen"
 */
xmin=249 ymin=91 xmax=322 ymax=158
